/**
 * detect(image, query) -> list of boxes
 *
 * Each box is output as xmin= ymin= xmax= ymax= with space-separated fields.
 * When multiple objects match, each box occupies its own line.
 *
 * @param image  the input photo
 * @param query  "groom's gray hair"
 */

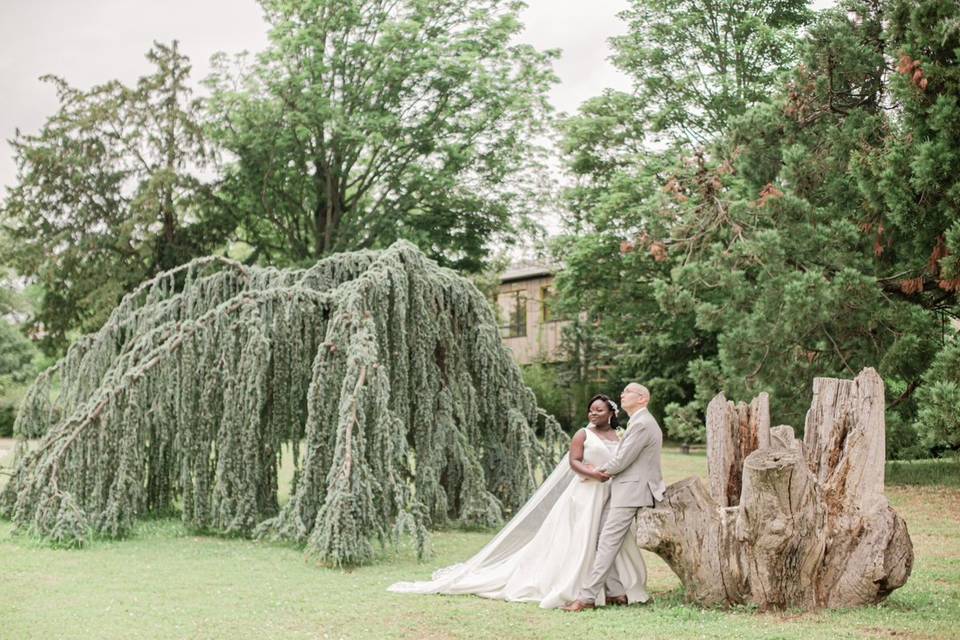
xmin=626 ymin=382 xmax=650 ymax=401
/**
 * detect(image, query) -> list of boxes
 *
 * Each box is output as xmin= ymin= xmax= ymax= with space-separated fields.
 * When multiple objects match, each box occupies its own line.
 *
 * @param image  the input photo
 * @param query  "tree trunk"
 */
xmin=636 ymin=368 xmax=913 ymax=610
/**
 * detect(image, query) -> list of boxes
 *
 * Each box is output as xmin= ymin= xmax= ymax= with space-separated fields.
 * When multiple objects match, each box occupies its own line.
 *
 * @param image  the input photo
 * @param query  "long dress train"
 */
xmin=388 ymin=428 xmax=649 ymax=608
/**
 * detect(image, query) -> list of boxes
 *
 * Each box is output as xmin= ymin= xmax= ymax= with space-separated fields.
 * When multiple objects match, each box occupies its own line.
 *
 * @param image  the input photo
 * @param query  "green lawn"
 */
xmin=1 ymin=449 xmax=958 ymax=639
xmin=886 ymin=457 xmax=960 ymax=488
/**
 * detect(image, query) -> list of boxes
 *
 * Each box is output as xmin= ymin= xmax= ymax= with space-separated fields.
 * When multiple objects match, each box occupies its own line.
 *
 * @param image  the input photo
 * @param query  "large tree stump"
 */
xmin=636 ymin=368 xmax=913 ymax=610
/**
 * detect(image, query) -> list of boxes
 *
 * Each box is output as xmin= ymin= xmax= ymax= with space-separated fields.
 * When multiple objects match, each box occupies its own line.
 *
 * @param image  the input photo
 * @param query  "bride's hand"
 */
xmin=579 ymin=463 xmax=599 ymax=482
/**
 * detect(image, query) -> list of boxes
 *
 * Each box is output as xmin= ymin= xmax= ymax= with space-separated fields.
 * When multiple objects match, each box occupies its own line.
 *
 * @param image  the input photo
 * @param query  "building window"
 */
xmin=498 ymin=290 xmax=527 ymax=338
xmin=540 ymin=285 xmax=556 ymax=323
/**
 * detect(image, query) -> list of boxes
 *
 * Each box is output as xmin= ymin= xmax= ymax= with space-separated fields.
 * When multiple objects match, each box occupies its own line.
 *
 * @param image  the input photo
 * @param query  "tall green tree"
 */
xmin=681 ymin=0 xmax=959 ymax=450
xmin=206 ymin=0 xmax=556 ymax=271
xmin=557 ymin=0 xmax=960 ymax=456
xmin=873 ymin=0 xmax=960 ymax=451
xmin=915 ymin=337 xmax=960 ymax=452
xmin=613 ymin=0 xmax=811 ymax=143
xmin=859 ymin=0 xmax=960 ymax=304
xmin=657 ymin=0 xmax=901 ymax=432
xmin=1 ymin=42 xmax=226 ymax=353
xmin=553 ymin=0 xmax=810 ymax=440
xmin=0 ymin=268 xmax=39 ymax=437
xmin=0 ymin=271 xmax=36 ymax=395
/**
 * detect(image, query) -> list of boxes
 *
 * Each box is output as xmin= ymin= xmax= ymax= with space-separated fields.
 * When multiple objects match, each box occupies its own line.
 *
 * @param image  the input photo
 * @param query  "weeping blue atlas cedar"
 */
xmin=0 ymin=241 xmax=564 ymax=566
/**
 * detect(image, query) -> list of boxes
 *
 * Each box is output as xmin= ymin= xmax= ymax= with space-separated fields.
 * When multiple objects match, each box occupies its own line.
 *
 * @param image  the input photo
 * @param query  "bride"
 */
xmin=388 ymin=394 xmax=649 ymax=608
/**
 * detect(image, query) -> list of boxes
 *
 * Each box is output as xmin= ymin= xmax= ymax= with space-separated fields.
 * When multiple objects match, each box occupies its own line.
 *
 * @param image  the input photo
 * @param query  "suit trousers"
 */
xmin=594 ymin=496 xmax=625 ymax=598
xmin=577 ymin=504 xmax=640 ymax=604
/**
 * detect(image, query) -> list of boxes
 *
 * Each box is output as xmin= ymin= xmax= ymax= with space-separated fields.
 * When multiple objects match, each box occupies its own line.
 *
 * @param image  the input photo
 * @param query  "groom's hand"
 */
xmin=596 ymin=471 xmax=611 ymax=482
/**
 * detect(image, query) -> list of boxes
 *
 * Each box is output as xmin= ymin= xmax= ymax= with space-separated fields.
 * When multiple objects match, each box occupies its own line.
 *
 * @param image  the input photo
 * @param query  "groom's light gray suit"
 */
xmin=578 ymin=407 xmax=665 ymax=604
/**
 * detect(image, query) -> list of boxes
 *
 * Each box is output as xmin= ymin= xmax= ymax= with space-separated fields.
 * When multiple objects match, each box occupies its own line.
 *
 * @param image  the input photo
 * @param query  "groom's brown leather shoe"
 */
xmin=607 ymin=594 xmax=628 ymax=606
xmin=561 ymin=600 xmax=595 ymax=612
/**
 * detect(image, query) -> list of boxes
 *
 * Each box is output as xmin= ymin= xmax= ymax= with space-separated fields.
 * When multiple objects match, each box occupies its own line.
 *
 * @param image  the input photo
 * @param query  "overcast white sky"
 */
xmin=0 ymin=0 xmax=632 ymax=191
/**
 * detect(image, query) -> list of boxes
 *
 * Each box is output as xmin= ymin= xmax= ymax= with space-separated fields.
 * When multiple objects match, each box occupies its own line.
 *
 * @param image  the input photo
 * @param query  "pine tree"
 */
xmin=0 ymin=242 xmax=562 ymax=565
xmin=880 ymin=0 xmax=960 ymax=451
xmin=556 ymin=0 xmax=960 ymax=455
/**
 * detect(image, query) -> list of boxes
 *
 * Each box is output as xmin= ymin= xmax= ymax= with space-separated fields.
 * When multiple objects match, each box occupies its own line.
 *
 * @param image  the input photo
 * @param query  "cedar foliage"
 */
xmin=0 ymin=241 xmax=562 ymax=566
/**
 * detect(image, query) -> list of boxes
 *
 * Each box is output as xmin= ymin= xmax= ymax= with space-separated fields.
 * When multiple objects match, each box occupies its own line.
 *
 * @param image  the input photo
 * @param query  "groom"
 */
xmin=563 ymin=382 xmax=665 ymax=612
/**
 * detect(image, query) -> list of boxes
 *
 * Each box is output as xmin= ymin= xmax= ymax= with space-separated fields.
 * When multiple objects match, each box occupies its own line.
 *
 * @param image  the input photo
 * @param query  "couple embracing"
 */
xmin=389 ymin=382 xmax=665 ymax=611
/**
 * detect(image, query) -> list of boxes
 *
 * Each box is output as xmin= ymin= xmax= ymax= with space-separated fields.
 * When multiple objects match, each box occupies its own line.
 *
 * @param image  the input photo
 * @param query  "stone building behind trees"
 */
xmin=495 ymin=264 xmax=566 ymax=365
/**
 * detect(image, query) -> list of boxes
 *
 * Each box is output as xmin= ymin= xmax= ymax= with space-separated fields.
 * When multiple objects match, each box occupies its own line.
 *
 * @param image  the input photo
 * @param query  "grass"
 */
xmin=1 ymin=448 xmax=958 ymax=639
xmin=886 ymin=457 xmax=960 ymax=488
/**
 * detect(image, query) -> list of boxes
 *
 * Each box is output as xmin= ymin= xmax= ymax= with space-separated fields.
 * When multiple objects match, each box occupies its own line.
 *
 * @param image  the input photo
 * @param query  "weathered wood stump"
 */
xmin=636 ymin=368 xmax=913 ymax=610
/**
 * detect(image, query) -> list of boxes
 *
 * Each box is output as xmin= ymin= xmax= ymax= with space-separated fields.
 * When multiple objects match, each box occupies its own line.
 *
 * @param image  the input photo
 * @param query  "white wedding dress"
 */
xmin=388 ymin=428 xmax=649 ymax=608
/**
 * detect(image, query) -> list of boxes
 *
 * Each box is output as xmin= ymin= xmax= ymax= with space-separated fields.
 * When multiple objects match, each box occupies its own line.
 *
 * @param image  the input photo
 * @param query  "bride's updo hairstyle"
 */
xmin=587 ymin=394 xmax=620 ymax=429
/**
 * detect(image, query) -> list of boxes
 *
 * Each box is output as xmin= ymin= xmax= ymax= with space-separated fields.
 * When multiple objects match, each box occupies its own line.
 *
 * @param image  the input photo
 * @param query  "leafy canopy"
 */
xmin=554 ymin=0 xmax=960 ymax=454
xmin=554 ymin=0 xmax=811 ymax=443
xmin=206 ymin=0 xmax=557 ymax=271
xmin=0 ymin=42 xmax=227 ymax=354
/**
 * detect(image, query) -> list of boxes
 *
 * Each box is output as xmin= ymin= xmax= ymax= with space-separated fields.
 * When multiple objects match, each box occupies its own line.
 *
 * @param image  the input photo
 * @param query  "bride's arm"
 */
xmin=600 ymin=423 xmax=653 ymax=476
xmin=569 ymin=428 xmax=607 ymax=481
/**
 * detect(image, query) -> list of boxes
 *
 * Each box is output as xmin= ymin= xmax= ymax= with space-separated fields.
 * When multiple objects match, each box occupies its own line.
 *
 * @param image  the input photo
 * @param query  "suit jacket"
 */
xmin=599 ymin=408 xmax=665 ymax=508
